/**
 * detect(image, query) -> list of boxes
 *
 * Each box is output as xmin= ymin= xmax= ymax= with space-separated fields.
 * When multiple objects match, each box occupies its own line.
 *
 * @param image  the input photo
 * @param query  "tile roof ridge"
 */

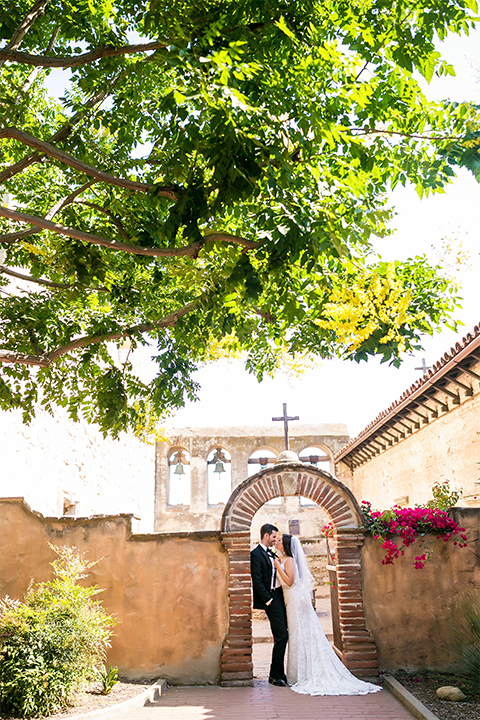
xmin=337 ymin=321 xmax=480 ymax=458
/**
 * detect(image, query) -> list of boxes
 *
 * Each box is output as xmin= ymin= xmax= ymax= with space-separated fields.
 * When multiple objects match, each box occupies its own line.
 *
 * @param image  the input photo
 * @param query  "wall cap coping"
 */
xmin=130 ymin=530 xmax=221 ymax=541
xmin=0 ymin=496 xmax=140 ymax=522
xmin=159 ymin=423 xmax=349 ymax=439
xmin=69 ymin=679 xmax=167 ymax=720
xmin=383 ymin=676 xmax=440 ymax=720
xmin=0 ymin=497 xmax=223 ymax=542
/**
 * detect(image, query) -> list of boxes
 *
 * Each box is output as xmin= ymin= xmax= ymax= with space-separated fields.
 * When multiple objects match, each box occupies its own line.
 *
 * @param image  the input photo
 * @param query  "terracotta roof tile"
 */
xmin=336 ymin=322 xmax=480 ymax=461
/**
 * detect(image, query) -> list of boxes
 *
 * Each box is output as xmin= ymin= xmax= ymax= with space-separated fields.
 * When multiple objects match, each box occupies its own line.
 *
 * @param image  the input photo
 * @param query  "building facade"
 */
xmin=336 ymin=324 xmax=480 ymax=510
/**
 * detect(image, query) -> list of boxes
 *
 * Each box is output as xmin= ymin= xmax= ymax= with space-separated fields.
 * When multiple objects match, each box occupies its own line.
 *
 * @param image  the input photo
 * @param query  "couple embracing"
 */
xmin=250 ymin=523 xmax=381 ymax=696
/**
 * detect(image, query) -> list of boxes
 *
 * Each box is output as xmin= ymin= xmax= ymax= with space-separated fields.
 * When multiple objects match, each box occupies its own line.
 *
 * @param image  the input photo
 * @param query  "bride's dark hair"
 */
xmin=282 ymin=534 xmax=293 ymax=557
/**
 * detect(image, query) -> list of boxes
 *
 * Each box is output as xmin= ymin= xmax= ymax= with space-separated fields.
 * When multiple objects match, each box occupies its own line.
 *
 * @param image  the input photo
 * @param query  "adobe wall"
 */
xmin=361 ymin=508 xmax=480 ymax=670
xmin=0 ymin=498 xmax=229 ymax=684
xmin=337 ymin=392 xmax=480 ymax=509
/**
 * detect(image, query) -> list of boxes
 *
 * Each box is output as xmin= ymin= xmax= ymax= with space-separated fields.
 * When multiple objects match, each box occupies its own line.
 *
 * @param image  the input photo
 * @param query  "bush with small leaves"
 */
xmin=0 ymin=546 xmax=117 ymax=718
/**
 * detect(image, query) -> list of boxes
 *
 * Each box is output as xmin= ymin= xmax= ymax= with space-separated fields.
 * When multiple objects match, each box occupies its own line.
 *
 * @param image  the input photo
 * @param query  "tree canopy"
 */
xmin=0 ymin=0 xmax=479 ymax=436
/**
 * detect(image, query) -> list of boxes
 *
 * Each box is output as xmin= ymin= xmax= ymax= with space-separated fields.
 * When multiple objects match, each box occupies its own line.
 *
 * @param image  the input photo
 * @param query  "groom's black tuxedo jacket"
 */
xmin=250 ymin=544 xmax=276 ymax=610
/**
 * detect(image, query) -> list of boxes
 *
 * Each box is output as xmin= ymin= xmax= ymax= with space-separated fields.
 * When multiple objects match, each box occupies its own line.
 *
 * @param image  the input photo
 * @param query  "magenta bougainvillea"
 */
xmin=360 ymin=501 xmax=468 ymax=568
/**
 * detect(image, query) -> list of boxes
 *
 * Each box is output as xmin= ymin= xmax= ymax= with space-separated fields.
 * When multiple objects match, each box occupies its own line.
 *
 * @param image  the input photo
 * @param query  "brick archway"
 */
xmin=220 ymin=462 xmax=378 ymax=686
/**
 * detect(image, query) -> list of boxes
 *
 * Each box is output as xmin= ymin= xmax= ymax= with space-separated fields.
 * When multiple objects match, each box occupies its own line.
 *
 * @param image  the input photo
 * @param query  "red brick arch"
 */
xmin=220 ymin=462 xmax=378 ymax=686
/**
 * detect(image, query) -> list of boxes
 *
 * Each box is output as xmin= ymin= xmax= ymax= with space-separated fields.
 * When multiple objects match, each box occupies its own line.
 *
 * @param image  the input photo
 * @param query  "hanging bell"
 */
xmin=174 ymin=462 xmax=185 ymax=475
xmin=214 ymin=460 xmax=225 ymax=474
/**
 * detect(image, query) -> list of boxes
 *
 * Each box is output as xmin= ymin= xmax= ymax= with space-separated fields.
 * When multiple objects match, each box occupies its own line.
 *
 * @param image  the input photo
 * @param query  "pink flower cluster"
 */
xmin=323 ymin=521 xmax=335 ymax=538
xmin=361 ymin=501 xmax=468 ymax=569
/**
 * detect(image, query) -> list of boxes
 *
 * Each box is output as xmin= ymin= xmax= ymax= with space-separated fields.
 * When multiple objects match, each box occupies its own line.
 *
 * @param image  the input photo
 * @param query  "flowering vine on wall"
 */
xmin=360 ymin=501 xmax=468 ymax=569
xmin=323 ymin=482 xmax=468 ymax=569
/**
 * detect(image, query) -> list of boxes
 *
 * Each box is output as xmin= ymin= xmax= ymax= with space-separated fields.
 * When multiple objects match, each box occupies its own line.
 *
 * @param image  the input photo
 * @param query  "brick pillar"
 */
xmin=220 ymin=531 xmax=254 ymax=686
xmin=336 ymin=529 xmax=379 ymax=677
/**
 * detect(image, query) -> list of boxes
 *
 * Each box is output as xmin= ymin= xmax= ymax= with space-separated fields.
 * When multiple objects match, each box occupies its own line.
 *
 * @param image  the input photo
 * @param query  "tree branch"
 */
xmin=353 ymin=10 xmax=415 ymax=83
xmin=0 ymin=75 xmax=121 ymax=183
xmin=0 ymin=263 xmax=108 ymax=292
xmin=0 ymin=41 xmax=167 ymax=68
xmin=347 ymin=127 xmax=459 ymax=141
xmin=0 ymin=180 xmax=95 ymax=242
xmin=0 ymin=299 xmax=200 ymax=368
xmin=0 ymin=207 xmax=260 ymax=255
xmin=0 ymin=264 xmax=71 ymax=288
xmin=73 ymin=199 xmax=130 ymax=240
xmin=0 ymin=206 xmax=202 ymax=255
xmin=0 ymin=0 xmax=51 ymax=70
xmin=11 ymin=26 xmax=60 ymax=108
xmin=0 ymin=128 xmax=178 ymax=199
xmin=46 ymin=179 xmax=97 ymax=218
xmin=203 ymin=232 xmax=260 ymax=249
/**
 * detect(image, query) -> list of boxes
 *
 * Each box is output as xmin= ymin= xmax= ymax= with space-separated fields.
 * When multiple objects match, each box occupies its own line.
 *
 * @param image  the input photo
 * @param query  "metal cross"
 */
xmin=415 ymin=358 xmax=431 ymax=375
xmin=272 ymin=403 xmax=299 ymax=451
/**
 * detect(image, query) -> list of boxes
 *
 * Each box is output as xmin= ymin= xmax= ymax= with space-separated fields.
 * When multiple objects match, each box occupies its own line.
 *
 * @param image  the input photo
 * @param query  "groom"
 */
xmin=250 ymin=523 xmax=288 ymax=686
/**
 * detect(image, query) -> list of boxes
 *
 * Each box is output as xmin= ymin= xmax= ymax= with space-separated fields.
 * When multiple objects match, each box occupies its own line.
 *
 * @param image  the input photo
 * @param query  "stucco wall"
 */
xmin=337 ymin=392 xmax=480 ymax=509
xmin=0 ymin=498 xmax=229 ymax=684
xmin=361 ymin=508 xmax=480 ymax=670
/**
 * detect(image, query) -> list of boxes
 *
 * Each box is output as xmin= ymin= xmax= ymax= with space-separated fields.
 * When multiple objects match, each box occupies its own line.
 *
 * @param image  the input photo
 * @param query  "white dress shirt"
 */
xmin=259 ymin=542 xmax=280 ymax=590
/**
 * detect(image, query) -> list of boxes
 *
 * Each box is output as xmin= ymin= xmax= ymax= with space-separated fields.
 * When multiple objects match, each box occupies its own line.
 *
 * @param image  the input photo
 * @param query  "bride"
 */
xmin=273 ymin=534 xmax=381 ymax=696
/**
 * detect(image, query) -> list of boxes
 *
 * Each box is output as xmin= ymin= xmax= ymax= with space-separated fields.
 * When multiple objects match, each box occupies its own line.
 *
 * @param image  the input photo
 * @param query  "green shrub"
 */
xmin=0 ymin=546 xmax=117 ymax=718
xmin=452 ymin=593 xmax=480 ymax=694
xmin=425 ymin=480 xmax=462 ymax=510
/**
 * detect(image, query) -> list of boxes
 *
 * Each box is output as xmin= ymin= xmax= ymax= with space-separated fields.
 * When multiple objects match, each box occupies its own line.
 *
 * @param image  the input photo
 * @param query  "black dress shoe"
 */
xmin=268 ymin=677 xmax=287 ymax=687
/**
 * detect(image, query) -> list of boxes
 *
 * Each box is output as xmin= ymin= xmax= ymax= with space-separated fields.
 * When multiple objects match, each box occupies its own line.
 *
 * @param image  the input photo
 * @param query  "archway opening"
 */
xmin=220 ymin=463 xmax=379 ymax=686
xmin=249 ymin=498 xmax=334 ymax=682
xmin=167 ymin=447 xmax=191 ymax=506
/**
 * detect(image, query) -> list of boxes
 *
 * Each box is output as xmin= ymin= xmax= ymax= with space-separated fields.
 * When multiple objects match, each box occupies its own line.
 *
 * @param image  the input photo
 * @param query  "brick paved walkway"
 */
xmin=125 ymin=609 xmax=414 ymax=720
xmin=126 ymin=680 xmax=416 ymax=720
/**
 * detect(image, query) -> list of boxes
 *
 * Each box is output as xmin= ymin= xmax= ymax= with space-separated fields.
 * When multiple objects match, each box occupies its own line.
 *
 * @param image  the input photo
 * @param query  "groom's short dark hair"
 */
xmin=260 ymin=523 xmax=278 ymax=538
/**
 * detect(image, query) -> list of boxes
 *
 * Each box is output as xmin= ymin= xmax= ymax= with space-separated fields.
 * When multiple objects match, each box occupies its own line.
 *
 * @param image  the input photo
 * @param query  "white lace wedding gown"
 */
xmin=279 ymin=563 xmax=381 ymax=696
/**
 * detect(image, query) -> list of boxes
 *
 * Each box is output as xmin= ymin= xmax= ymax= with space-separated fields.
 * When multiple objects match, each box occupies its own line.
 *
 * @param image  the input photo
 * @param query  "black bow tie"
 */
xmin=266 ymin=549 xmax=275 ymax=557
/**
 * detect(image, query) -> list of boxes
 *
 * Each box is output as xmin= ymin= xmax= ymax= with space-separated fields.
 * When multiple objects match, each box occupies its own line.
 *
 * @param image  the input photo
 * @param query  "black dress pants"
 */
xmin=265 ymin=588 xmax=288 ymax=680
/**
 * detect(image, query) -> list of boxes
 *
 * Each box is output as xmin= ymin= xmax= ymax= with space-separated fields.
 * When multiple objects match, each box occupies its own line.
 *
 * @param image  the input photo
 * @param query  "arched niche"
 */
xmin=207 ymin=446 xmax=232 ymax=505
xmin=299 ymin=444 xmax=333 ymax=471
xmin=167 ymin=446 xmax=191 ymax=506
xmin=219 ymin=462 xmax=378 ymax=686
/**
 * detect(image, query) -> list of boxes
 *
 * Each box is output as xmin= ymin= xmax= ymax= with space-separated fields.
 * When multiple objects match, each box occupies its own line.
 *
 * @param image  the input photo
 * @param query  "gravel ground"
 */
xmin=394 ymin=671 xmax=479 ymax=720
xmin=0 ymin=680 xmax=153 ymax=719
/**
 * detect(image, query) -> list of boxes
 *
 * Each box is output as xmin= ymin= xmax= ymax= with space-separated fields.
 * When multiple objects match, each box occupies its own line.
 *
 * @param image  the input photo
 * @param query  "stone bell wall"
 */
xmin=0 ymin=498 xmax=229 ymax=684
xmin=361 ymin=508 xmax=480 ymax=670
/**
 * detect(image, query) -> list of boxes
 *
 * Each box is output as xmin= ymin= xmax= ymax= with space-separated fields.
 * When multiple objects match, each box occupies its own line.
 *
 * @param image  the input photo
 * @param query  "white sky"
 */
xmin=41 ymin=26 xmax=480 ymax=440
